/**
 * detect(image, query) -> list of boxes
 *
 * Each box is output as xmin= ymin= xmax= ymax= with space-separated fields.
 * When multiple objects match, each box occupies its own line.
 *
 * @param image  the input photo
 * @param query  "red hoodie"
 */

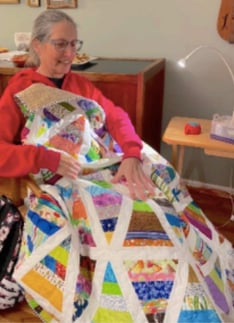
xmin=0 ymin=68 xmax=142 ymax=178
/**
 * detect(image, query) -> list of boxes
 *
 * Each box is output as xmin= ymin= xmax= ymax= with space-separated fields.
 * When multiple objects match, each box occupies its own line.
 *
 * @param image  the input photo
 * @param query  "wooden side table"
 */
xmin=162 ymin=116 xmax=234 ymax=174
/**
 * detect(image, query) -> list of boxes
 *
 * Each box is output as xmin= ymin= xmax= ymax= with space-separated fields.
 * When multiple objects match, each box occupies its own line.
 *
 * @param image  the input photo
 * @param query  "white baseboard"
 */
xmin=182 ymin=179 xmax=234 ymax=195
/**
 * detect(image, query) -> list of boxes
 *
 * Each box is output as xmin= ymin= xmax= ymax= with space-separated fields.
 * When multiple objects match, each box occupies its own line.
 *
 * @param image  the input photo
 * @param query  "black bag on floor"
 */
xmin=0 ymin=195 xmax=24 ymax=309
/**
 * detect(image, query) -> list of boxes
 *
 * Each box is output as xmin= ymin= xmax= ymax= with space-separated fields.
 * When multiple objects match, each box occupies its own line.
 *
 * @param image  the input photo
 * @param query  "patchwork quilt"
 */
xmin=13 ymin=84 xmax=234 ymax=323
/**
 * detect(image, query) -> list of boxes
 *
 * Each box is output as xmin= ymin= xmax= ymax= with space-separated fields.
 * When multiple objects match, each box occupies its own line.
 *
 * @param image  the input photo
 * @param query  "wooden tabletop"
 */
xmin=0 ymin=57 xmax=165 ymax=75
xmin=163 ymin=116 xmax=234 ymax=158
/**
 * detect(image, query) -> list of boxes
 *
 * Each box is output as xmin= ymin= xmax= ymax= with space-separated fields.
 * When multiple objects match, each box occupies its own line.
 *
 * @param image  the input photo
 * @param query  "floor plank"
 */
xmin=188 ymin=186 xmax=234 ymax=245
xmin=0 ymin=300 xmax=40 ymax=322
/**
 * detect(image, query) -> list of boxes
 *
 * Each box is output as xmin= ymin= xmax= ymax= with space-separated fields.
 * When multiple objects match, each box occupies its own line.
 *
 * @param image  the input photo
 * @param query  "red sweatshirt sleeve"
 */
xmin=0 ymin=77 xmax=60 ymax=178
xmin=63 ymin=73 xmax=143 ymax=159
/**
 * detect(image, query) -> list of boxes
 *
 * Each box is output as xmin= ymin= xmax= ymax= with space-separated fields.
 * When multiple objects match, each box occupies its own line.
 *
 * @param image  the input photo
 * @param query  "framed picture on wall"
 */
xmin=28 ymin=0 xmax=40 ymax=7
xmin=0 ymin=0 xmax=19 ymax=3
xmin=46 ymin=0 xmax=77 ymax=9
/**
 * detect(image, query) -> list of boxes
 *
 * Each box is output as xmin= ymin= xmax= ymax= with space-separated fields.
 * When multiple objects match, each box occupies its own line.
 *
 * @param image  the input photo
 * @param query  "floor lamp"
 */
xmin=177 ymin=45 xmax=234 ymax=140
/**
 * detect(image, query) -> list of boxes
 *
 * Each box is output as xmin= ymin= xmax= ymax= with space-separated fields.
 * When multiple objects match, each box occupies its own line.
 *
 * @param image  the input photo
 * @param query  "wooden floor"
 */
xmin=0 ymin=185 xmax=233 ymax=323
xmin=188 ymin=185 xmax=234 ymax=245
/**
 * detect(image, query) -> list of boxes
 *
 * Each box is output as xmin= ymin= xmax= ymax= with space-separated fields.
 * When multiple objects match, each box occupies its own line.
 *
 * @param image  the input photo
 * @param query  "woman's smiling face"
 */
xmin=35 ymin=20 xmax=78 ymax=78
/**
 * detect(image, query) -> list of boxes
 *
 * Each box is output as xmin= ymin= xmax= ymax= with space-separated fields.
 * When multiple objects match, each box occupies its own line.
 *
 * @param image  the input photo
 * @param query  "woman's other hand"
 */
xmin=111 ymin=157 xmax=155 ymax=200
xmin=56 ymin=153 xmax=81 ymax=179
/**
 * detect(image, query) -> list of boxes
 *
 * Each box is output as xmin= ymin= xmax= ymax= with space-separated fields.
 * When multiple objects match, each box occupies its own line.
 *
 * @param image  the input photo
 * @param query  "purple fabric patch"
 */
xmin=185 ymin=213 xmax=212 ymax=239
xmin=204 ymin=275 xmax=230 ymax=314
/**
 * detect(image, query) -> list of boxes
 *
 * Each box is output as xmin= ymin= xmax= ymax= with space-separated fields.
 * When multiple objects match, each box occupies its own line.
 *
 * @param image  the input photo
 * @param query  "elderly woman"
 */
xmin=0 ymin=9 xmax=154 ymax=201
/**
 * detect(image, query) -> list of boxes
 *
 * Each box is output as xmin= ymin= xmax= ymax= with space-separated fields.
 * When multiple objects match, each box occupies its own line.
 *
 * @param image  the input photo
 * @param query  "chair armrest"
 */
xmin=22 ymin=176 xmax=42 ymax=198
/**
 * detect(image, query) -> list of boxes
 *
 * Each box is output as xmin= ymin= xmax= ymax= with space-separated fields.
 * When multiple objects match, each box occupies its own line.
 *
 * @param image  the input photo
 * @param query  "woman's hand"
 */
xmin=56 ymin=153 xmax=81 ymax=180
xmin=111 ymin=157 xmax=155 ymax=200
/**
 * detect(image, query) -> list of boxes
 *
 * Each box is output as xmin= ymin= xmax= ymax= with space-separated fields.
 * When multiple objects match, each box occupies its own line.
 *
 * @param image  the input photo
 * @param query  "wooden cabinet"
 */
xmin=0 ymin=57 xmax=165 ymax=151
xmin=0 ymin=64 xmax=17 ymax=95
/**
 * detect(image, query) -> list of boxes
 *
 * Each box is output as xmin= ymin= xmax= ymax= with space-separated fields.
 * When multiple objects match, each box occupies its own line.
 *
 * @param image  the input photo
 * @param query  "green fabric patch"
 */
xmin=92 ymin=307 xmax=133 ymax=323
xmin=102 ymin=282 xmax=122 ymax=295
xmin=133 ymin=200 xmax=153 ymax=212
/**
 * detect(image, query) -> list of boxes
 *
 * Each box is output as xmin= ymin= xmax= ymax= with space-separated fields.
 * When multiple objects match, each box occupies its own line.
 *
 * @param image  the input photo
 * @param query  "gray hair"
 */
xmin=26 ymin=10 xmax=77 ymax=67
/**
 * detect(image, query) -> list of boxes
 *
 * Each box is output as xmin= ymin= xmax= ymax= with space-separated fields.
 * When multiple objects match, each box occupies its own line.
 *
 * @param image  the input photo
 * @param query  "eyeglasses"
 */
xmin=48 ymin=39 xmax=83 ymax=52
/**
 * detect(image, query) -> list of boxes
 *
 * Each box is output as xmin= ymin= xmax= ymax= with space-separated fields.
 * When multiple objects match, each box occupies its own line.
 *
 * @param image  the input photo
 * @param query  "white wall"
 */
xmin=0 ymin=0 xmax=233 ymax=187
